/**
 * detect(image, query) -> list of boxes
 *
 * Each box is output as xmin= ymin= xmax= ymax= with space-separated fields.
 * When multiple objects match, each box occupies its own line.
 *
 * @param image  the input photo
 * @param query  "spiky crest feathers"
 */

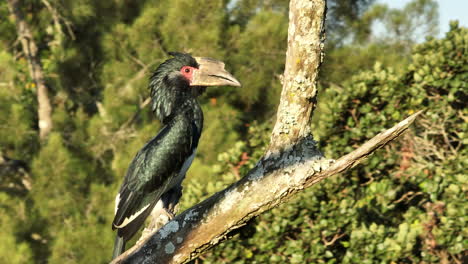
xmin=149 ymin=52 xmax=200 ymax=123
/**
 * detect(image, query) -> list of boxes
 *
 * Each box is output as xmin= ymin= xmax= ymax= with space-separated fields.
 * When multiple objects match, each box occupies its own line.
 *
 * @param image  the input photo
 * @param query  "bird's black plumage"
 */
xmin=111 ymin=52 xmax=240 ymax=259
xmin=112 ymin=53 xmax=203 ymax=259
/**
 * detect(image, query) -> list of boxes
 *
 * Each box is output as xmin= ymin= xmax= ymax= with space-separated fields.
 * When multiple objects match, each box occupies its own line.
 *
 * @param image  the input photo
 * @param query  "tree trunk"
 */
xmin=269 ymin=0 xmax=326 ymax=152
xmin=7 ymin=0 xmax=53 ymax=140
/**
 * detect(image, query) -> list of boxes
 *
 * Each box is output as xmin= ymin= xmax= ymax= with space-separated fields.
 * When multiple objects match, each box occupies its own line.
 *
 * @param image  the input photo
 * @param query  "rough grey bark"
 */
xmin=269 ymin=0 xmax=326 ymax=152
xmin=111 ymin=0 xmax=421 ymax=263
xmin=7 ymin=0 xmax=53 ymax=140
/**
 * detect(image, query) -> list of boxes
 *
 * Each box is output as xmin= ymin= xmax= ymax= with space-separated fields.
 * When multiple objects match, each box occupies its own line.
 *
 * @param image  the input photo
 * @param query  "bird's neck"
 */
xmin=174 ymin=98 xmax=204 ymax=131
xmin=150 ymin=80 xmax=204 ymax=130
xmin=155 ymin=96 xmax=203 ymax=137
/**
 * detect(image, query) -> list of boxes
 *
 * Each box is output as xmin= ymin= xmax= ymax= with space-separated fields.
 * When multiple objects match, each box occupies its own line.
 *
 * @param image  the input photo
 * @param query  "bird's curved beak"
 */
xmin=191 ymin=57 xmax=241 ymax=87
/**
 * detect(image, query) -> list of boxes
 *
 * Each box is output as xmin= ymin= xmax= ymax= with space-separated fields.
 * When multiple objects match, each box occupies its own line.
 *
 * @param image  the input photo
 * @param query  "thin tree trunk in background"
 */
xmin=7 ymin=0 xmax=53 ymax=140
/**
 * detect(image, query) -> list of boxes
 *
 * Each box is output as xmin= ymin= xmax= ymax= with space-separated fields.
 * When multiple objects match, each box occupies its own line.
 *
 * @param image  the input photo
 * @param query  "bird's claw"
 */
xmin=312 ymin=158 xmax=335 ymax=173
xmin=137 ymin=208 xmax=176 ymax=245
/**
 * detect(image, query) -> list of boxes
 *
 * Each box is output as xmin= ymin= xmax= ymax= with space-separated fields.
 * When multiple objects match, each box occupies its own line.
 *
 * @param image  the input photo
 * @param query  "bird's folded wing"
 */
xmin=112 ymin=120 xmax=196 ymax=228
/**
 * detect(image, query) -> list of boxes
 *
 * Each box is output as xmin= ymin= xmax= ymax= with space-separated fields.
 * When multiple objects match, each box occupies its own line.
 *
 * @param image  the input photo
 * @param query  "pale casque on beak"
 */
xmin=190 ymin=57 xmax=241 ymax=87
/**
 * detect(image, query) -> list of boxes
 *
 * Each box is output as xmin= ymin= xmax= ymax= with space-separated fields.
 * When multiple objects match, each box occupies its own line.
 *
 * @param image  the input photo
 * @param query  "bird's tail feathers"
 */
xmin=112 ymin=235 xmax=125 ymax=260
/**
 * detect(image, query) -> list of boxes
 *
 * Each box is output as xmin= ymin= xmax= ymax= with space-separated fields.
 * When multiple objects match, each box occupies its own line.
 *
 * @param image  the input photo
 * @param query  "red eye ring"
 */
xmin=180 ymin=66 xmax=195 ymax=82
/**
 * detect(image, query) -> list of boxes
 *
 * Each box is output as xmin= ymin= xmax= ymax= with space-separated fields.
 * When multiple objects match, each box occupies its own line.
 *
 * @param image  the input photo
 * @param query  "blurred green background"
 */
xmin=0 ymin=0 xmax=466 ymax=263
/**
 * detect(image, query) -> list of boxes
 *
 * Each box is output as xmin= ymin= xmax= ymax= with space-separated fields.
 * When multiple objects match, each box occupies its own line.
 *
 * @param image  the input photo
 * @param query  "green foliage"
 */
xmin=227 ymin=10 xmax=287 ymax=114
xmin=321 ymin=0 xmax=440 ymax=84
xmin=31 ymin=133 xmax=90 ymax=223
xmin=321 ymin=43 xmax=408 ymax=84
xmin=0 ymin=50 xmax=38 ymax=159
xmin=382 ymin=0 xmax=439 ymax=44
xmin=47 ymin=184 xmax=115 ymax=264
xmin=159 ymin=0 xmax=225 ymax=57
xmin=197 ymin=101 xmax=242 ymax=162
xmin=0 ymin=194 xmax=32 ymax=264
xmin=326 ymin=0 xmax=376 ymax=45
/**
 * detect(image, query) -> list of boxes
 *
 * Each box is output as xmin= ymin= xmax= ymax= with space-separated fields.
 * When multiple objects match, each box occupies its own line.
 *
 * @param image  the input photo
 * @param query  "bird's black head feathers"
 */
xmin=150 ymin=52 xmax=198 ymax=81
xmin=149 ymin=52 xmax=202 ymax=123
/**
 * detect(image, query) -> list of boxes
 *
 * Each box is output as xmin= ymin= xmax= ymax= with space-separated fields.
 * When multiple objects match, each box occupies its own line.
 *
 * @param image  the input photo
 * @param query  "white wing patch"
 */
xmin=153 ymin=199 xmax=165 ymax=213
xmin=114 ymin=203 xmax=151 ymax=228
xmin=114 ymin=193 xmax=120 ymax=215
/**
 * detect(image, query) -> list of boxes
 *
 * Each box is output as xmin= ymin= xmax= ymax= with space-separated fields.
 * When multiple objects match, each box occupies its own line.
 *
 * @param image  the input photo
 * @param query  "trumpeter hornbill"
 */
xmin=112 ymin=52 xmax=241 ymax=259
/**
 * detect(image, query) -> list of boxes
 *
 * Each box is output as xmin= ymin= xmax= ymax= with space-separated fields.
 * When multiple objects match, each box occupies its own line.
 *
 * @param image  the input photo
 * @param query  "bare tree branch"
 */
xmin=111 ymin=0 xmax=422 ymax=263
xmin=41 ymin=0 xmax=76 ymax=41
xmin=7 ymin=0 xmax=53 ymax=140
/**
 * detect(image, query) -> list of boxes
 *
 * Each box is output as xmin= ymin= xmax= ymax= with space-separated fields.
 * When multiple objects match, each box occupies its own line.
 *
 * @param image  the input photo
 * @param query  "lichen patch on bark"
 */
xmin=159 ymin=221 xmax=179 ymax=239
xmin=165 ymin=242 xmax=175 ymax=254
